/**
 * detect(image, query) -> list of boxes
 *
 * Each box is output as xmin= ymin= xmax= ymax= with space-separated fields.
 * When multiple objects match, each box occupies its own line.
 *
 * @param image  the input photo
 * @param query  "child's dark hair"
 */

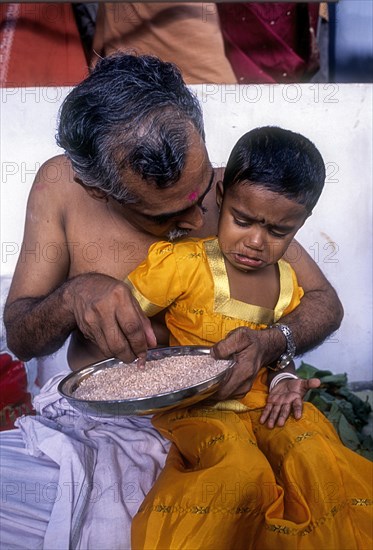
xmin=222 ymin=126 xmax=326 ymax=212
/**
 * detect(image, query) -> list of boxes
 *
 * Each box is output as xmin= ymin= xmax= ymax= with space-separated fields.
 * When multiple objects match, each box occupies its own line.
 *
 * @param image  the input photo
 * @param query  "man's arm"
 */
xmin=4 ymin=156 xmax=73 ymax=360
xmin=5 ymin=274 xmax=157 ymax=364
xmin=281 ymin=239 xmax=343 ymax=353
xmin=213 ymin=241 xmax=343 ymax=400
xmin=4 ymin=157 xmax=155 ymax=364
xmin=4 ymin=293 xmax=75 ymax=361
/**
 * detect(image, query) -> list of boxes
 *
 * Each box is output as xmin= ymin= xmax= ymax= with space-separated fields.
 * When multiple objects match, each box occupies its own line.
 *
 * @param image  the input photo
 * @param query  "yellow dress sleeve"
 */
xmin=125 ymin=241 xmax=182 ymax=317
xmin=281 ymin=265 xmax=304 ymax=317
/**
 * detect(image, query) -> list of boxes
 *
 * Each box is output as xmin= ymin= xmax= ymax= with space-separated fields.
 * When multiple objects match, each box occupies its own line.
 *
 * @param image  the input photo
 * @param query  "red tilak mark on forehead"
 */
xmin=188 ymin=191 xmax=198 ymax=202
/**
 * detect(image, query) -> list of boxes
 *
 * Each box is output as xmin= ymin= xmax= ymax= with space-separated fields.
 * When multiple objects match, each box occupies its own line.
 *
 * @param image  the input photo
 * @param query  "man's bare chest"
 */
xmin=65 ymin=201 xmax=156 ymax=280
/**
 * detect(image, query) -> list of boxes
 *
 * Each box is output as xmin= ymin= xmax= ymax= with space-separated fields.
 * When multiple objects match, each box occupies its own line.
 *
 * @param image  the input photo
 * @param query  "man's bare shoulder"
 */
xmin=32 ymin=154 xmax=81 ymax=197
xmin=28 ymin=154 xmax=93 ymax=224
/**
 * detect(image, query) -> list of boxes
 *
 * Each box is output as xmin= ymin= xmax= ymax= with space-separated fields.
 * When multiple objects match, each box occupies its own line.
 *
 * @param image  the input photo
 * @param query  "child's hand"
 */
xmin=260 ymin=377 xmax=321 ymax=429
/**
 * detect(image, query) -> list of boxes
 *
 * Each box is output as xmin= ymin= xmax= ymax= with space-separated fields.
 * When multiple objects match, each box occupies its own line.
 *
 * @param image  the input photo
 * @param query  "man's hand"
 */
xmin=64 ymin=273 xmax=157 ymax=363
xmin=260 ymin=377 xmax=321 ymax=429
xmin=211 ymin=327 xmax=282 ymax=400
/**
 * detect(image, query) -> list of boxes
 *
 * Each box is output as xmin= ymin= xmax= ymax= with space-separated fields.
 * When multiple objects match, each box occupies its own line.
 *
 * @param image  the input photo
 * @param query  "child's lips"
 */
xmin=233 ymin=253 xmax=265 ymax=268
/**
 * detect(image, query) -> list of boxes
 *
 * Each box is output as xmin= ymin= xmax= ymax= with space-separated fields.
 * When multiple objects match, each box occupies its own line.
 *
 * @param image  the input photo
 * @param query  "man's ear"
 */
xmin=216 ymin=180 xmax=224 ymax=210
xmin=74 ymin=177 xmax=108 ymax=201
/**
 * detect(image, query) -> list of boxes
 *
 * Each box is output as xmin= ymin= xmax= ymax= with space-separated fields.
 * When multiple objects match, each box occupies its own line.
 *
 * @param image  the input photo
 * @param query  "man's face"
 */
xmin=114 ymin=130 xmax=214 ymax=240
xmin=217 ymin=182 xmax=309 ymax=272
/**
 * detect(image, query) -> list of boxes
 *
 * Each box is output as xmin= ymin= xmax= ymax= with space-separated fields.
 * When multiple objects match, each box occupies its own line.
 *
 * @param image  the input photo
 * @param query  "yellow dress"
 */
xmin=126 ymin=237 xmax=304 ymax=344
xmin=126 ymin=238 xmax=373 ymax=550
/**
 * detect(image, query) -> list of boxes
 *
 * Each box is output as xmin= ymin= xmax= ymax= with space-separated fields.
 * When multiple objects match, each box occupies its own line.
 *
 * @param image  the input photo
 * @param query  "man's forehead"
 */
xmin=121 ymin=126 xmax=212 ymax=211
xmin=142 ymin=167 xmax=214 ymax=215
xmin=126 ymin=156 xmax=213 ymax=209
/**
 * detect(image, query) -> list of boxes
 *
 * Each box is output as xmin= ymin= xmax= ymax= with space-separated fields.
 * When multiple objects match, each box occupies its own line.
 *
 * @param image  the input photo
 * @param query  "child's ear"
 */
xmin=216 ymin=180 xmax=224 ymax=210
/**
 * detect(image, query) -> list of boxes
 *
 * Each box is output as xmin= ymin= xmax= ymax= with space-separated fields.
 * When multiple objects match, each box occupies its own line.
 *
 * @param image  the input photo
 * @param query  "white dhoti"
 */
xmin=0 ymin=374 xmax=170 ymax=549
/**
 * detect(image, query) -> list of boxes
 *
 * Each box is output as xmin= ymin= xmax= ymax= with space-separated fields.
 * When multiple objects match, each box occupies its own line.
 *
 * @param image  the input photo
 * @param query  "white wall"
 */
xmin=1 ymin=84 xmax=372 ymax=381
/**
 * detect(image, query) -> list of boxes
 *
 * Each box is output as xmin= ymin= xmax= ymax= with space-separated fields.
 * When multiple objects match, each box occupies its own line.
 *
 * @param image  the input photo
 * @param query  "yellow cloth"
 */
xmin=126 ymin=237 xmax=304 ymax=347
xmin=128 ymin=237 xmax=372 ymax=549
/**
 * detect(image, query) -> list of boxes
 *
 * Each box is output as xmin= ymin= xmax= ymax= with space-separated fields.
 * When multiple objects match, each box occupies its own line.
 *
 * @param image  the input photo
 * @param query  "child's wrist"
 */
xmin=269 ymin=372 xmax=299 ymax=392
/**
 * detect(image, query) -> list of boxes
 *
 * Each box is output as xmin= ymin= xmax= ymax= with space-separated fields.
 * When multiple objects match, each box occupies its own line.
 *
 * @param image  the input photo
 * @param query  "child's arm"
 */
xmin=212 ymin=244 xmax=343 ymax=401
xmin=266 ymin=360 xmax=298 ymax=388
xmin=260 ymin=362 xmax=321 ymax=429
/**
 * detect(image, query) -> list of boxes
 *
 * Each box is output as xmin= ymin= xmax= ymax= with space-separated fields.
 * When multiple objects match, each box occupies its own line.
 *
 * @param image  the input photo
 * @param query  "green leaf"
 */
xmin=296 ymin=362 xmax=319 ymax=379
xmin=313 ymin=369 xmax=334 ymax=378
xmin=338 ymin=387 xmax=372 ymax=423
xmin=296 ymin=361 xmax=372 ymax=461
xmin=309 ymin=392 xmax=332 ymax=412
xmin=337 ymin=413 xmax=361 ymax=450
xmin=336 ymin=400 xmax=359 ymax=429
xmin=359 ymin=434 xmax=373 ymax=451
xmin=317 ymin=373 xmax=348 ymax=386
xmin=325 ymin=401 xmax=342 ymax=428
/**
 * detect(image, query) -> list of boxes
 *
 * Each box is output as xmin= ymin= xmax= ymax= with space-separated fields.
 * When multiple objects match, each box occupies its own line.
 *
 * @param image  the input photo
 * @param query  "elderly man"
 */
xmin=2 ymin=54 xmax=343 ymax=548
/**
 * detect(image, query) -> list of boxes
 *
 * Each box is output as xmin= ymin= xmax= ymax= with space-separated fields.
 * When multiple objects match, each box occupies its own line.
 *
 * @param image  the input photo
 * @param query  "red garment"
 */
xmin=0 ymin=2 xmax=88 ymax=87
xmin=0 ymin=353 xmax=33 ymax=431
xmin=218 ymin=2 xmax=320 ymax=83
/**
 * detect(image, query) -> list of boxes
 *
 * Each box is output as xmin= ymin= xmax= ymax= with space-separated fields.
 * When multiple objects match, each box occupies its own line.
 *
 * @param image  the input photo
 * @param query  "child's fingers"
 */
xmin=266 ymin=402 xmax=293 ymax=429
xmin=259 ymin=399 xmax=281 ymax=425
xmin=291 ymin=397 xmax=303 ymax=419
xmin=272 ymin=403 xmax=292 ymax=428
xmin=259 ymin=403 xmax=272 ymax=424
xmin=265 ymin=404 xmax=282 ymax=428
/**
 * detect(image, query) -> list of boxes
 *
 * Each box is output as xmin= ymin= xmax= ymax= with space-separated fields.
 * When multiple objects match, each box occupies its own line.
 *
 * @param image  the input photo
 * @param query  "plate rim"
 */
xmin=57 ymin=346 xmax=234 ymax=412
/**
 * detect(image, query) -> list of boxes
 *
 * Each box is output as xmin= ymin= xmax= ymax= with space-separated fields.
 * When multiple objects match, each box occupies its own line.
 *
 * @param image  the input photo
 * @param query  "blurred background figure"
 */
xmin=2 ymin=2 xmax=372 ymax=88
xmin=217 ymin=2 xmax=322 ymax=83
xmin=90 ymin=2 xmax=237 ymax=84
xmin=329 ymin=0 xmax=373 ymax=82
xmin=0 ymin=2 xmax=87 ymax=87
xmin=72 ymin=2 xmax=98 ymax=62
xmin=87 ymin=2 xmax=331 ymax=84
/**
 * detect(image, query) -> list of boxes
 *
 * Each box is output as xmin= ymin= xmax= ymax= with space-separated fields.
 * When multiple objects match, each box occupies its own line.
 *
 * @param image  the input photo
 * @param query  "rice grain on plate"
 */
xmin=73 ymin=356 xmax=230 ymax=400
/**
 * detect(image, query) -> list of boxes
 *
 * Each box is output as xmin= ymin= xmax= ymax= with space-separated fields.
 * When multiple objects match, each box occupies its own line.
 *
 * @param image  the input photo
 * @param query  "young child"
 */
xmin=127 ymin=127 xmax=372 ymax=550
xmin=125 ymin=126 xmax=323 ymax=426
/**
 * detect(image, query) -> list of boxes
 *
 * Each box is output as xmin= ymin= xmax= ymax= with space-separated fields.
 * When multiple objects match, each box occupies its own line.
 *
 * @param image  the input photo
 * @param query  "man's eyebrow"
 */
xmin=146 ymin=170 xmax=215 ymax=223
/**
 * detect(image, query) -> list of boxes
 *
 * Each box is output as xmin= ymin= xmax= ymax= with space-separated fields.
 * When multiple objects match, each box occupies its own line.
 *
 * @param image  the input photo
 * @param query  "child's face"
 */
xmin=217 ymin=181 xmax=309 ymax=272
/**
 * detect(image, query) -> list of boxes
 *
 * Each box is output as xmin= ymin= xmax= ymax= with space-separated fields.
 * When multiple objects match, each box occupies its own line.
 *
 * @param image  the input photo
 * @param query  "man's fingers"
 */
xmin=212 ymin=327 xmax=251 ymax=359
xmin=215 ymin=370 xmax=254 ymax=401
xmin=80 ymin=310 xmax=153 ymax=363
xmin=71 ymin=274 xmax=157 ymax=361
xmin=86 ymin=321 xmax=117 ymax=360
xmin=106 ymin=294 xmax=156 ymax=361
xmin=114 ymin=309 xmax=152 ymax=362
xmin=143 ymin=317 xmax=158 ymax=349
xmin=211 ymin=327 xmax=266 ymax=400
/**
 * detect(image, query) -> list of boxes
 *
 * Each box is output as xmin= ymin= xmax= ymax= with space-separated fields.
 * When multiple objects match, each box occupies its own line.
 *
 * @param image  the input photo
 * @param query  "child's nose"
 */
xmin=244 ymin=225 xmax=265 ymax=250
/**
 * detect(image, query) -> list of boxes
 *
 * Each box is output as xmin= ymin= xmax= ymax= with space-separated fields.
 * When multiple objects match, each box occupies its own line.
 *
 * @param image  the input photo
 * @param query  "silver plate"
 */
xmin=57 ymin=346 xmax=234 ymax=417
